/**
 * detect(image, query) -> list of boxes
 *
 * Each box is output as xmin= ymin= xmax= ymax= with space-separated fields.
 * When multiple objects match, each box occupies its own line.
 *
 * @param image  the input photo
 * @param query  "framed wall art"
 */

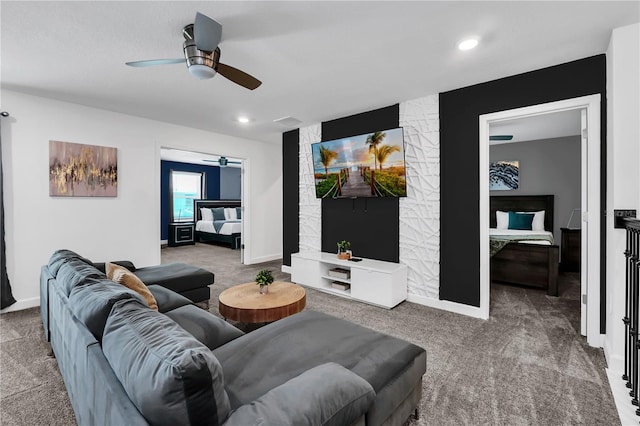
xmin=49 ymin=140 xmax=117 ymax=197
xmin=489 ymin=160 xmax=519 ymax=191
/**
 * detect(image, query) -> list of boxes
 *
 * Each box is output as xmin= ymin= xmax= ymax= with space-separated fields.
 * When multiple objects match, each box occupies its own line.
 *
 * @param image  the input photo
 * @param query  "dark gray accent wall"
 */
xmin=490 ymin=136 xmax=581 ymax=247
xmin=282 ymin=129 xmax=300 ymax=266
xmin=321 ymin=105 xmax=400 ymax=263
xmin=440 ymin=54 xmax=606 ymax=329
xmin=220 ymin=167 xmax=241 ymax=199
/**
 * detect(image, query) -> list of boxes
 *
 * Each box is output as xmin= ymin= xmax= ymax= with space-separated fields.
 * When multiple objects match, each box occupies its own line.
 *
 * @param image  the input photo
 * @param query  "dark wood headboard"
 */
xmin=194 ymin=199 xmax=241 ymax=221
xmin=490 ymin=195 xmax=554 ymax=231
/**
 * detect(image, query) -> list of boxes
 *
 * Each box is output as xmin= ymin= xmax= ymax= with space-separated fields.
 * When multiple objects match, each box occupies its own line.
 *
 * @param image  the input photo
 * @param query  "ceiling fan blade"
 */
xmin=489 ymin=135 xmax=513 ymax=141
xmin=126 ymin=58 xmax=185 ymax=67
xmin=194 ymin=12 xmax=222 ymax=52
xmin=217 ymin=63 xmax=262 ymax=90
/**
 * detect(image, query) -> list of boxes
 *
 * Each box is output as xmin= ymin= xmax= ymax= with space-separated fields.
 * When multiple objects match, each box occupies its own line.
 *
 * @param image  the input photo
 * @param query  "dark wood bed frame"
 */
xmin=194 ymin=199 xmax=242 ymax=249
xmin=490 ymin=195 xmax=559 ymax=296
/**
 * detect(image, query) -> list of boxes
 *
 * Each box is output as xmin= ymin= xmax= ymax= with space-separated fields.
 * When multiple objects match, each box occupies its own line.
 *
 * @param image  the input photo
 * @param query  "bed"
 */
xmin=490 ymin=195 xmax=559 ymax=296
xmin=194 ymin=199 xmax=242 ymax=249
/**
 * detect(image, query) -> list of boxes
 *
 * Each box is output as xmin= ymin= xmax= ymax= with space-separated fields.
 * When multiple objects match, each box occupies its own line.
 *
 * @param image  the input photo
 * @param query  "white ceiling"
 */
xmin=490 ymin=109 xmax=582 ymax=145
xmin=160 ymin=148 xmax=242 ymax=167
xmin=1 ymin=2 xmax=638 ymax=145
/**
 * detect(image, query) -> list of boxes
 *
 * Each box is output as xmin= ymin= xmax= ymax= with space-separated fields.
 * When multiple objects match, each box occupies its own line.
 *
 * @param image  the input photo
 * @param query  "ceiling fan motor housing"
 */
xmin=183 ymin=25 xmax=219 ymax=79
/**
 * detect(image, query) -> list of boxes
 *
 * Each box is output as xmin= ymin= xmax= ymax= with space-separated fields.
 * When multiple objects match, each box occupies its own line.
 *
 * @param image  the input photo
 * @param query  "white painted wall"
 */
xmin=604 ymin=23 xmax=640 ymax=372
xmin=0 ymin=90 xmax=282 ymax=312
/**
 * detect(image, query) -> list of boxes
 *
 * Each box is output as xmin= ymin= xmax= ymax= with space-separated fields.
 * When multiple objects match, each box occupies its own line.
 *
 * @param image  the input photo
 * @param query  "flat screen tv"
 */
xmin=311 ymin=127 xmax=406 ymax=198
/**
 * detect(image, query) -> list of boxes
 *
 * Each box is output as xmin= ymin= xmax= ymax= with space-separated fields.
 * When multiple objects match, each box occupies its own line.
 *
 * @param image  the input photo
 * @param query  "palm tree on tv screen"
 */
xmin=365 ymin=131 xmax=386 ymax=170
xmin=375 ymin=144 xmax=401 ymax=170
xmin=319 ymin=146 xmax=338 ymax=178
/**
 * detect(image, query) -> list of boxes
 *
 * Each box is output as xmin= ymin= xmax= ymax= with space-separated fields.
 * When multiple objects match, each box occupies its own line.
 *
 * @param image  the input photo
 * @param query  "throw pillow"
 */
xmin=496 ymin=211 xmax=509 ymax=229
xmin=107 ymin=263 xmax=158 ymax=311
xmin=201 ymin=208 xmax=214 ymax=222
xmin=517 ymin=210 xmax=545 ymax=231
xmin=211 ymin=207 xmax=226 ymax=221
xmin=224 ymin=207 xmax=237 ymax=220
xmin=508 ymin=211 xmax=534 ymax=230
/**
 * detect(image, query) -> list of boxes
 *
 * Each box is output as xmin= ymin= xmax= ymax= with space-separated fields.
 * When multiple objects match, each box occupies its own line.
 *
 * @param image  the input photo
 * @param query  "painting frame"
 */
xmin=49 ymin=140 xmax=118 ymax=197
xmin=489 ymin=160 xmax=519 ymax=191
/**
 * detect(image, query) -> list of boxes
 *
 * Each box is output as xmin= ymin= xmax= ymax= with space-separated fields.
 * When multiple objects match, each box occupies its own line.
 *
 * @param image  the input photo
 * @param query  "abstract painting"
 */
xmin=49 ymin=140 xmax=117 ymax=197
xmin=489 ymin=160 xmax=519 ymax=190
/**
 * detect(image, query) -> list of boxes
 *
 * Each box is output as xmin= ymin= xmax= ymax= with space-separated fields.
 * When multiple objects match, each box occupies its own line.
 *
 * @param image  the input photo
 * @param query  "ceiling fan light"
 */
xmin=188 ymin=64 xmax=216 ymax=79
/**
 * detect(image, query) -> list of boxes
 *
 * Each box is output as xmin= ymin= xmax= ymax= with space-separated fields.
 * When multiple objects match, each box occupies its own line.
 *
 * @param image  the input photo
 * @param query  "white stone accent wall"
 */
xmin=399 ymin=95 xmax=440 ymax=298
xmin=298 ymin=124 xmax=322 ymax=252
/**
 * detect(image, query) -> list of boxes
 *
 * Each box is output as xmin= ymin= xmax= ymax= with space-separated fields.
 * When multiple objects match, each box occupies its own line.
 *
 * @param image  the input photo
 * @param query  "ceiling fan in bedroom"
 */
xmin=203 ymin=156 xmax=241 ymax=167
xmin=125 ymin=12 xmax=261 ymax=90
xmin=489 ymin=135 xmax=513 ymax=141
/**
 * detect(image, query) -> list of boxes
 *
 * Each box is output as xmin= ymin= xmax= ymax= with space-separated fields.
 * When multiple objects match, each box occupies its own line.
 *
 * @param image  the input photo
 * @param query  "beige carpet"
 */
xmin=0 ymin=243 xmax=620 ymax=425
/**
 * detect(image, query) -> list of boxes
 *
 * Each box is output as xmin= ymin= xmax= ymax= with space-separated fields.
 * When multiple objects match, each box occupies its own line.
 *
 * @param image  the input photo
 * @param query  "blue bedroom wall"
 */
xmin=161 ymin=160 xmax=221 ymax=241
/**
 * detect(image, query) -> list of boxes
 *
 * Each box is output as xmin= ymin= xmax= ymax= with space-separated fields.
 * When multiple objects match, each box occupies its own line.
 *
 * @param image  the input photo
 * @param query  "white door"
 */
xmin=580 ymin=108 xmax=588 ymax=336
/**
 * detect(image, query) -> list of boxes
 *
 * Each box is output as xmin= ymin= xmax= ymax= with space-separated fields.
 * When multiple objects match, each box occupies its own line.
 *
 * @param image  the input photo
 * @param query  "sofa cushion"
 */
xmin=102 ymin=299 xmax=231 ymax=426
xmin=56 ymin=258 xmax=106 ymax=296
xmin=133 ymin=263 xmax=213 ymax=294
xmin=147 ymin=284 xmax=192 ymax=313
xmin=48 ymin=249 xmax=95 ymax=277
xmin=213 ymin=310 xmax=426 ymax=412
xmin=93 ymin=260 xmax=136 ymax=273
xmin=107 ymin=263 xmax=158 ymax=311
xmin=165 ymin=304 xmax=244 ymax=350
xmin=224 ymin=363 xmax=375 ymax=426
xmin=68 ymin=279 xmax=145 ymax=341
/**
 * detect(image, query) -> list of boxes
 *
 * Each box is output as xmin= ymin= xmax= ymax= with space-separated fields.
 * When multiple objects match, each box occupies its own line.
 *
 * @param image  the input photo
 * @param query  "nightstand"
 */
xmin=560 ymin=228 xmax=581 ymax=272
xmin=168 ymin=222 xmax=195 ymax=247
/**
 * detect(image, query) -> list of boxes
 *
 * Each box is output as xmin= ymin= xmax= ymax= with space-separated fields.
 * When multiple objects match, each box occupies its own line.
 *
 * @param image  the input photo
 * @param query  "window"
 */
xmin=170 ymin=170 xmax=204 ymax=222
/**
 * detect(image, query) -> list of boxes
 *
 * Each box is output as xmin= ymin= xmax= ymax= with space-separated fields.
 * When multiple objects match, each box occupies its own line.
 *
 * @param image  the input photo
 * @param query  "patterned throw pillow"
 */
xmin=106 ymin=263 xmax=158 ymax=311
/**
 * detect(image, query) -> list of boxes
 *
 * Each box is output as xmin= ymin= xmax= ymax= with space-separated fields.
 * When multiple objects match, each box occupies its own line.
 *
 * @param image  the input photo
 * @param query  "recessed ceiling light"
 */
xmin=237 ymin=116 xmax=250 ymax=124
xmin=458 ymin=38 xmax=479 ymax=51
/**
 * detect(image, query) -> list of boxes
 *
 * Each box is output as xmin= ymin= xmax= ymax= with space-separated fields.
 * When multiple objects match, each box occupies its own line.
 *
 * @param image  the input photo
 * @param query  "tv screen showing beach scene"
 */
xmin=311 ymin=127 xmax=406 ymax=198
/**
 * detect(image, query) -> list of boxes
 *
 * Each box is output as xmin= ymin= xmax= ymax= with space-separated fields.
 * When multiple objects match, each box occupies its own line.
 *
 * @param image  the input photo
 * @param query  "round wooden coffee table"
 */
xmin=218 ymin=281 xmax=306 ymax=323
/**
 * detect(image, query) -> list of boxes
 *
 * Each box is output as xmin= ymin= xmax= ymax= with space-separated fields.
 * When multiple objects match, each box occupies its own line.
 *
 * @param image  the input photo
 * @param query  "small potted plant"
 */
xmin=255 ymin=269 xmax=274 ymax=294
xmin=337 ymin=240 xmax=351 ymax=260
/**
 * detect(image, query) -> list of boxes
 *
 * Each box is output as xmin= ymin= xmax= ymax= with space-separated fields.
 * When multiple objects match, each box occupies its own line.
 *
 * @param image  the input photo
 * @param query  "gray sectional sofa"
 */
xmin=41 ymin=249 xmax=426 ymax=426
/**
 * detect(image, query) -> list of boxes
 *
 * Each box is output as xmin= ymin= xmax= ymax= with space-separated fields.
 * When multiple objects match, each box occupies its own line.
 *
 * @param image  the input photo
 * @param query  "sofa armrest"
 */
xmin=223 ymin=363 xmax=375 ymax=426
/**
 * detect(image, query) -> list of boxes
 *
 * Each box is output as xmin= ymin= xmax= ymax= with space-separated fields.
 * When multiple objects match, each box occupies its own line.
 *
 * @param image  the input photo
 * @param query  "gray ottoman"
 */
xmin=134 ymin=263 xmax=213 ymax=303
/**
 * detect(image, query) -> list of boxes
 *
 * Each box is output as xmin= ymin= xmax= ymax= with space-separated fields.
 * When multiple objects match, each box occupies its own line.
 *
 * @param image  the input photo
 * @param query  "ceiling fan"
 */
xmin=489 ymin=135 xmax=513 ymax=141
xmin=126 ymin=12 xmax=261 ymax=90
xmin=203 ymin=156 xmax=241 ymax=167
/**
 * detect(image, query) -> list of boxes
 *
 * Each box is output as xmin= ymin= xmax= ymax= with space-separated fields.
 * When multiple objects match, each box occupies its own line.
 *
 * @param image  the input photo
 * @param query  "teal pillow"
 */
xmin=211 ymin=207 xmax=226 ymax=221
xmin=236 ymin=207 xmax=241 ymax=219
xmin=508 ymin=211 xmax=534 ymax=230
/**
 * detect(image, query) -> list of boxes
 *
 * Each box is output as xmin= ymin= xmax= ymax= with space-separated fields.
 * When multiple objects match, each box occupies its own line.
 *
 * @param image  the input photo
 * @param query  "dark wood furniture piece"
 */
xmin=193 ymin=199 xmax=242 ymax=249
xmin=560 ymin=227 xmax=581 ymax=272
xmin=218 ymin=281 xmax=306 ymax=323
xmin=168 ymin=222 xmax=195 ymax=247
xmin=490 ymin=195 xmax=559 ymax=296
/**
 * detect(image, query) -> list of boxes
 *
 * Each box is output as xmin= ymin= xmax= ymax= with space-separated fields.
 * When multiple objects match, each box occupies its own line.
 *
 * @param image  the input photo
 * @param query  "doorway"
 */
xmin=160 ymin=148 xmax=246 ymax=265
xmin=479 ymin=94 xmax=602 ymax=347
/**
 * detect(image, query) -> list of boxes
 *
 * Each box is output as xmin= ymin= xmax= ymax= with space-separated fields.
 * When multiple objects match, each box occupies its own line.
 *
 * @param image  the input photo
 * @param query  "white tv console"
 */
xmin=290 ymin=251 xmax=407 ymax=309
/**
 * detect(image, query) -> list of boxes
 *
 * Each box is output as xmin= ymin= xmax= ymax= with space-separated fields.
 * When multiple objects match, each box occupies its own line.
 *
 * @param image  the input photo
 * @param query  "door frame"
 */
xmin=478 ymin=94 xmax=602 ymax=347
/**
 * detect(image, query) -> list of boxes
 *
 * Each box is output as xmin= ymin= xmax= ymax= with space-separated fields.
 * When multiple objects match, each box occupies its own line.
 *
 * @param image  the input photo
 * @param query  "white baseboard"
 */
xmin=606 ymin=368 xmax=636 ymax=426
xmin=0 ymin=297 xmax=40 ymax=314
xmin=160 ymin=240 xmax=168 ymax=246
xmin=281 ymin=265 xmax=292 ymax=274
xmin=246 ymin=253 xmax=282 ymax=265
xmin=406 ymin=293 xmax=489 ymax=320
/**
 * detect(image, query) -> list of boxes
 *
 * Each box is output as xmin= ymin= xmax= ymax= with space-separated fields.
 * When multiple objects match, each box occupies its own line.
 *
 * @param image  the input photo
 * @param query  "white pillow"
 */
xmin=519 ymin=210 xmax=545 ymax=231
xmin=224 ymin=207 xmax=237 ymax=220
xmin=496 ymin=211 xmax=509 ymax=229
xmin=200 ymin=208 xmax=213 ymax=222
